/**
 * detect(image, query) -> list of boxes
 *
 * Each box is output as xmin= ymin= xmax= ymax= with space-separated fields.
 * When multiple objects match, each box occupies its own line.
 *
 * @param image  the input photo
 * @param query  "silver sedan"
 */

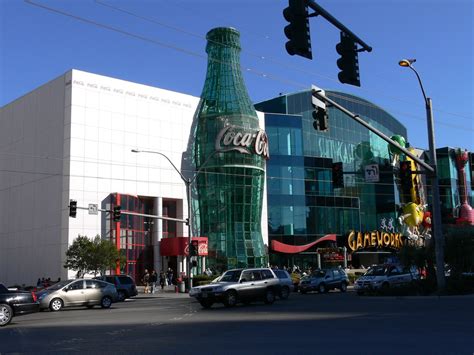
xmin=37 ymin=279 xmax=118 ymax=311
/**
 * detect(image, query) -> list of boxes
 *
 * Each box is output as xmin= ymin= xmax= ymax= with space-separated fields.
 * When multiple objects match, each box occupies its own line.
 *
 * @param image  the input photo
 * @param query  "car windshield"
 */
xmin=311 ymin=270 xmax=326 ymax=278
xmin=365 ymin=266 xmax=387 ymax=276
xmin=45 ymin=280 xmax=73 ymax=290
xmin=220 ymin=270 xmax=242 ymax=282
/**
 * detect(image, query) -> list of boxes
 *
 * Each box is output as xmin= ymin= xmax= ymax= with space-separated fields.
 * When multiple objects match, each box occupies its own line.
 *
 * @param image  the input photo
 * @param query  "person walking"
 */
xmin=167 ymin=268 xmax=173 ymax=286
xmin=150 ymin=270 xmax=158 ymax=294
xmin=142 ymin=269 xmax=150 ymax=294
xmin=159 ymin=271 xmax=166 ymax=290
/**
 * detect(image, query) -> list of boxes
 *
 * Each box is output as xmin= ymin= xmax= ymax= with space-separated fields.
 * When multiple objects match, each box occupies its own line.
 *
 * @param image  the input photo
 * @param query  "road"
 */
xmin=1 ymin=290 xmax=473 ymax=354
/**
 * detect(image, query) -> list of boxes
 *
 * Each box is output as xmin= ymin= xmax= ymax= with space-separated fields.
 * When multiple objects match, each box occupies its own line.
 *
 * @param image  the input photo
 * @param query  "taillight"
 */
xmin=31 ymin=292 xmax=37 ymax=302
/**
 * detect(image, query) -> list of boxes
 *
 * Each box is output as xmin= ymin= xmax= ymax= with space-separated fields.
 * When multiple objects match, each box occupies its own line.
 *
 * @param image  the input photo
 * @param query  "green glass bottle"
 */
xmin=192 ymin=27 xmax=269 ymax=271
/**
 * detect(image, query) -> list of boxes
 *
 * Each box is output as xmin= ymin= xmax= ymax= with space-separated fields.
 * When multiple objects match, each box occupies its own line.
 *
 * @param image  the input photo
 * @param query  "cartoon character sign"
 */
xmin=398 ymin=203 xmax=432 ymax=244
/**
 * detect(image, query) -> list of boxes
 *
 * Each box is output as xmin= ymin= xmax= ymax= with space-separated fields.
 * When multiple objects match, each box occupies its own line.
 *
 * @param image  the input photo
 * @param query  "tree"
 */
xmin=64 ymin=235 xmax=93 ymax=278
xmin=64 ymin=235 xmax=125 ymax=277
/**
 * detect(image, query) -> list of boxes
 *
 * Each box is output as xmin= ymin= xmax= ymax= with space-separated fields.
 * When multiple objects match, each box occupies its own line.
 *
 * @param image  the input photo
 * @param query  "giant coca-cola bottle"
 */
xmin=191 ymin=27 xmax=269 ymax=271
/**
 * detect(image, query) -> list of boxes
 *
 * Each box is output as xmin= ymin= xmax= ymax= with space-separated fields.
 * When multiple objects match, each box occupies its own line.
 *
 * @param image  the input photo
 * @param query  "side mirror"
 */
xmin=63 ymin=288 xmax=68 ymax=292
xmin=240 ymin=278 xmax=247 ymax=283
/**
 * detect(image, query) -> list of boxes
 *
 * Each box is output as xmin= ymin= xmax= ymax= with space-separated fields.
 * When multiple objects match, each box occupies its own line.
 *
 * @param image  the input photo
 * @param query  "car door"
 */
xmin=85 ymin=280 xmax=103 ymax=305
xmin=238 ymin=270 xmax=255 ymax=300
xmin=64 ymin=280 xmax=86 ymax=307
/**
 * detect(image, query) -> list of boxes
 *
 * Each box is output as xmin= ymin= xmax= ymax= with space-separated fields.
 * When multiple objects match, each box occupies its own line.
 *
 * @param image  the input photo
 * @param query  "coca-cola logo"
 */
xmin=215 ymin=125 xmax=270 ymax=160
xmin=184 ymin=241 xmax=209 ymax=256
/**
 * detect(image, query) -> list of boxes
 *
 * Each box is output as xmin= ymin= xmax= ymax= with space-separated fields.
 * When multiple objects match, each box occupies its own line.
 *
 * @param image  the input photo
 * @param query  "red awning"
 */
xmin=271 ymin=234 xmax=337 ymax=254
xmin=160 ymin=237 xmax=208 ymax=256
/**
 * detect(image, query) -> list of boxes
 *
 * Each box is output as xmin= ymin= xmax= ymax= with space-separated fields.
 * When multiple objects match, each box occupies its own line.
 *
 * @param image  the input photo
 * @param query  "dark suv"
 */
xmin=299 ymin=268 xmax=349 ymax=294
xmin=94 ymin=275 xmax=137 ymax=301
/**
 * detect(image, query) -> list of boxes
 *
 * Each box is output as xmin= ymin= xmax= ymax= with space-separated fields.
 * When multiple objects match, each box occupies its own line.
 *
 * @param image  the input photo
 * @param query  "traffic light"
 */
xmin=311 ymin=86 xmax=328 ymax=131
xmin=399 ymin=160 xmax=412 ymax=193
xmin=283 ymin=0 xmax=312 ymax=59
xmin=190 ymin=240 xmax=199 ymax=257
xmin=332 ymin=162 xmax=344 ymax=188
xmin=113 ymin=206 xmax=121 ymax=222
xmin=336 ymin=32 xmax=360 ymax=87
xmin=69 ymin=199 xmax=77 ymax=218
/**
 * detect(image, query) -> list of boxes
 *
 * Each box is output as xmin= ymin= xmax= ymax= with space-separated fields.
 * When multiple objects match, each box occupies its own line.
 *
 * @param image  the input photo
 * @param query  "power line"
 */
xmin=94 ymin=0 xmax=472 ymax=122
xmin=24 ymin=0 xmax=472 ymax=131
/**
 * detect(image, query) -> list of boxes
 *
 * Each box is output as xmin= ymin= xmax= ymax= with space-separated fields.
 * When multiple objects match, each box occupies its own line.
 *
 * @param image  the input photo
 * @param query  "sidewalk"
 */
xmin=135 ymin=285 xmax=190 ymax=298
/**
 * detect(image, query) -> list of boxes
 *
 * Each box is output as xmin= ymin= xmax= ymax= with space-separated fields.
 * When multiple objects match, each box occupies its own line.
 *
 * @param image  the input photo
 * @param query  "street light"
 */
xmin=131 ymin=149 xmax=218 ymax=291
xmin=399 ymin=58 xmax=445 ymax=291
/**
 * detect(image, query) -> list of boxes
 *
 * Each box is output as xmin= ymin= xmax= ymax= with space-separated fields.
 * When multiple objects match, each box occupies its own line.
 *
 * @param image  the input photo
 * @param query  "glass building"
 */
xmin=436 ymin=147 xmax=474 ymax=223
xmin=255 ymin=89 xmax=407 ymax=268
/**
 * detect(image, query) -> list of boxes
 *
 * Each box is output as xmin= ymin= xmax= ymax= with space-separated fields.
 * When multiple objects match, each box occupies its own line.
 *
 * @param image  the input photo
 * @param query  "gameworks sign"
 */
xmin=347 ymin=230 xmax=405 ymax=252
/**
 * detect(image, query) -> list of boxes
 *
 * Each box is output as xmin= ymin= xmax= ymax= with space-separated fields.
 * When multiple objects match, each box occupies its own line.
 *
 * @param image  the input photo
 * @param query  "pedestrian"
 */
xmin=159 ymin=271 xmax=166 ymax=290
xmin=36 ymin=278 xmax=42 ymax=287
xmin=167 ymin=268 xmax=173 ymax=286
xmin=142 ymin=269 xmax=150 ymax=294
xmin=150 ymin=270 xmax=158 ymax=294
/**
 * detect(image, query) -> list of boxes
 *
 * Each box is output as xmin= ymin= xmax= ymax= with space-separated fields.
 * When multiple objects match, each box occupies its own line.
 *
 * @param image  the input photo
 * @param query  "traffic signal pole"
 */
xmin=312 ymin=90 xmax=434 ymax=174
xmin=306 ymin=1 xmax=372 ymax=52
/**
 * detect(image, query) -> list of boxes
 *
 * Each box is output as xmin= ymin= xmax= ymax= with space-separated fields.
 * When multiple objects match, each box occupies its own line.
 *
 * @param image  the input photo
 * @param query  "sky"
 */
xmin=1 ymin=0 xmax=473 ymax=151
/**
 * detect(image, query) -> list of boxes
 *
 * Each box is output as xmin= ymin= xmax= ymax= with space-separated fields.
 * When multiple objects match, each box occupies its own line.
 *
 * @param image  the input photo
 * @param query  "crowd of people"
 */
xmin=141 ymin=268 xmax=175 ymax=294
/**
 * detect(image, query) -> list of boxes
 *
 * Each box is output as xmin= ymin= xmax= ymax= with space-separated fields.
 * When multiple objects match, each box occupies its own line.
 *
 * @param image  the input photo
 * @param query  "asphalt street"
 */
xmin=1 ymin=290 xmax=473 ymax=354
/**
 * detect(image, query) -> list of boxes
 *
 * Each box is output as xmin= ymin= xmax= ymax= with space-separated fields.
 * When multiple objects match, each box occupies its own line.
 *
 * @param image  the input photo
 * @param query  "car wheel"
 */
xmin=0 ymin=304 xmax=13 ymax=326
xmin=381 ymin=283 xmax=390 ymax=295
xmin=300 ymin=289 xmax=307 ymax=294
xmin=357 ymin=290 xmax=364 ymax=296
xmin=117 ymin=291 xmax=127 ymax=302
xmin=50 ymin=298 xmax=63 ymax=312
xmin=340 ymin=282 xmax=347 ymax=293
xmin=87 ymin=305 xmax=94 ymax=309
xmin=101 ymin=296 xmax=112 ymax=309
xmin=199 ymin=300 xmax=213 ymax=309
xmin=264 ymin=289 xmax=275 ymax=305
xmin=280 ymin=286 xmax=290 ymax=300
xmin=223 ymin=290 xmax=238 ymax=307
xmin=318 ymin=283 xmax=326 ymax=293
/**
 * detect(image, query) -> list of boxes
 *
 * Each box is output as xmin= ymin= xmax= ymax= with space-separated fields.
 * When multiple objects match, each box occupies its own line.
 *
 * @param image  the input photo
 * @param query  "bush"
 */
xmin=192 ymin=274 xmax=218 ymax=286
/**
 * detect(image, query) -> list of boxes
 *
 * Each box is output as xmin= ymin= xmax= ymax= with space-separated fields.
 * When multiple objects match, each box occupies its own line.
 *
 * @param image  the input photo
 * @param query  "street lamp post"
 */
xmin=131 ymin=149 xmax=217 ymax=291
xmin=399 ymin=59 xmax=446 ymax=291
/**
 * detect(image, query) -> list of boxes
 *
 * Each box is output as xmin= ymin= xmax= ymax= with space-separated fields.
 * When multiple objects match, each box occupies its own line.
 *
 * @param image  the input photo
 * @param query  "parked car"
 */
xmin=94 ymin=275 xmax=138 ymax=301
xmin=354 ymin=264 xmax=418 ymax=295
xmin=299 ymin=268 xmax=349 ymax=294
xmin=0 ymin=283 xmax=39 ymax=326
xmin=189 ymin=268 xmax=281 ymax=308
xmin=273 ymin=269 xmax=294 ymax=299
xmin=37 ymin=279 xmax=118 ymax=311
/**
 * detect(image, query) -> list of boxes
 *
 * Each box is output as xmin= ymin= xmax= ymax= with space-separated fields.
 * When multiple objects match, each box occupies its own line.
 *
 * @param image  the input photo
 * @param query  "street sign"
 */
xmin=88 ymin=203 xmax=98 ymax=215
xmin=364 ymin=164 xmax=379 ymax=182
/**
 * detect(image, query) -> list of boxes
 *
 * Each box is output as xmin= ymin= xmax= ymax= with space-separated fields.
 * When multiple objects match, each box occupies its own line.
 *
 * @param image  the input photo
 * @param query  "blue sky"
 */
xmin=1 ymin=0 xmax=472 ymax=150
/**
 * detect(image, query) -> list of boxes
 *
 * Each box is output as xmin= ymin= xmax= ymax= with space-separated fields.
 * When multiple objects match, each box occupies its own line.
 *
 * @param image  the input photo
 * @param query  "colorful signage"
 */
xmin=347 ymin=230 xmax=405 ymax=252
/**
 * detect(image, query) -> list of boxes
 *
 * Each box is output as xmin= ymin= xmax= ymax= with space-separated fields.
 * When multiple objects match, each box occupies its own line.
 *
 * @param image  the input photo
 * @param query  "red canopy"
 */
xmin=271 ymin=234 xmax=337 ymax=254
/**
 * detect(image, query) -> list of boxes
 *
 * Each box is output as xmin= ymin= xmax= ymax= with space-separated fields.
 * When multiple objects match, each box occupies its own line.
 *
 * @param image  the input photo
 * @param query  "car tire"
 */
xmin=0 ymin=304 xmax=13 ymax=326
xmin=87 ymin=305 xmax=94 ymax=309
xmin=357 ymin=290 xmax=364 ymax=296
xmin=340 ymin=282 xmax=347 ymax=292
xmin=223 ymin=290 xmax=238 ymax=308
xmin=300 ymin=289 xmax=307 ymax=294
xmin=318 ymin=283 xmax=327 ymax=293
xmin=199 ymin=300 xmax=213 ymax=309
xmin=49 ymin=298 xmax=63 ymax=312
xmin=117 ymin=291 xmax=127 ymax=302
xmin=381 ymin=283 xmax=390 ymax=295
xmin=280 ymin=286 xmax=290 ymax=300
xmin=264 ymin=288 xmax=275 ymax=305
xmin=101 ymin=296 xmax=112 ymax=309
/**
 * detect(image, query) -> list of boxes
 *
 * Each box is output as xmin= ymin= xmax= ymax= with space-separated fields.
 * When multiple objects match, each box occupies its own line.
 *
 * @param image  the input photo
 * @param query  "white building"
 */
xmin=0 ymin=69 xmax=267 ymax=286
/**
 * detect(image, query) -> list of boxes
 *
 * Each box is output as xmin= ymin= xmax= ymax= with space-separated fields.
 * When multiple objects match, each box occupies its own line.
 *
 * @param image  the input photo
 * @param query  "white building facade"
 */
xmin=0 ymin=69 xmax=268 ymax=286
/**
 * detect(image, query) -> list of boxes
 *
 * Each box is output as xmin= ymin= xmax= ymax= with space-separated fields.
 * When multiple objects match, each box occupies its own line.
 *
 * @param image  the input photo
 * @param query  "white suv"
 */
xmin=355 ymin=264 xmax=418 ymax=295
xmin=189 ymin=268 xmax=281 ymax=308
